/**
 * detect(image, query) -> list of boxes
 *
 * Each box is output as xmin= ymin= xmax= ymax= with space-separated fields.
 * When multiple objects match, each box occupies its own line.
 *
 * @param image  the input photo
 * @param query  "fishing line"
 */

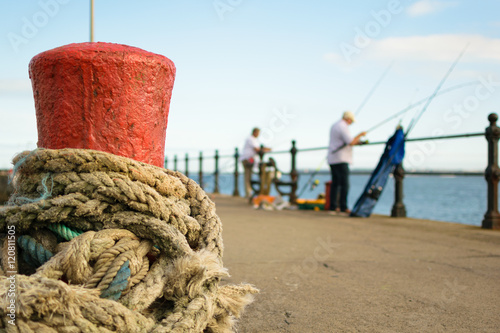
xmin=355 ymin=61 xmax=395 ymax=116
xmin=361 ymin=45 xmax=470 ymax=191
xmin=297 ymin=156 xmax=327 ymax=198
xmin=297 ymin=62 xmax=394 ymax=198
xmin=400 ymin=87 xmax=420 ymax=125
xmin=365 ymin=79 xmax=478 ymax=134
xmin=405 ymin=43 xmax=470 ymax=136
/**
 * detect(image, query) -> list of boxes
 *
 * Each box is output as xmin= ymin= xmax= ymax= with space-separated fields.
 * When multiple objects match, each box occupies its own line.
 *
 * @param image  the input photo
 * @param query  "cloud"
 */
xmin=325 ymin=34 xmax=500 ymax=66
xmin=0 ymin=79 xmax=32 ymax=93
xmin=371 ymin=34 xmax=500 ymax=62
xmin=407 ymin=0 xmax=457 ymax=17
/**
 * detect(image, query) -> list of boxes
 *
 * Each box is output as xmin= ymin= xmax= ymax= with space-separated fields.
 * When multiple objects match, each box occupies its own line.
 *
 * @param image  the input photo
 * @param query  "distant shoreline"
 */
xmin=300 ymin=170 xmax=484 ymax=176
xmin=0 ymin=169 xmax=484 ymax=177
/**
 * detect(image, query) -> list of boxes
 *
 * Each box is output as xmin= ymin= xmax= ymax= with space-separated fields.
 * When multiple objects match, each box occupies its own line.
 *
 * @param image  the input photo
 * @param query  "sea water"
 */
xmin=196 ymin=173 xmax=487 ymax=227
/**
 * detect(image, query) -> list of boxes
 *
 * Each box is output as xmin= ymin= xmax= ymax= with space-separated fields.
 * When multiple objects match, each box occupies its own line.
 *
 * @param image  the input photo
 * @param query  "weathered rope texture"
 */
xmin=0 ymin=148 xmax=257 ymax=332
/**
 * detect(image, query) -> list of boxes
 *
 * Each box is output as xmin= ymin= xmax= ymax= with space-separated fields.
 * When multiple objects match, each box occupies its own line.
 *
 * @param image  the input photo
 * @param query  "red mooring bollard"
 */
xmin=29 ymin=42 xmax=176 ymax=167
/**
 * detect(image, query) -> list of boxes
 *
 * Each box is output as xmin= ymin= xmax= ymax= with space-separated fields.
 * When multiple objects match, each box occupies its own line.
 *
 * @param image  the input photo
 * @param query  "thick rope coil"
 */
xmin=0 ymin=148 xmax=257 ymax=332
xmin=17 ymin=235 xmax=53 ymax=266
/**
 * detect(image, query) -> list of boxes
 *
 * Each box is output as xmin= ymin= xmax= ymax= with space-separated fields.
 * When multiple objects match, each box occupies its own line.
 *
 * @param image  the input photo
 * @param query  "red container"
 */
xmin=324 ymin=181 xmax=332 ymax=210
xmin=29 ymin=42 xmax=176 ymax=167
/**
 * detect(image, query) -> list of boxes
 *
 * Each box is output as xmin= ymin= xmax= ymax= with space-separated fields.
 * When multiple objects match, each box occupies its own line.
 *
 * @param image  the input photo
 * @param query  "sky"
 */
xmin=0 ymin=0 xmax=499 ymax=173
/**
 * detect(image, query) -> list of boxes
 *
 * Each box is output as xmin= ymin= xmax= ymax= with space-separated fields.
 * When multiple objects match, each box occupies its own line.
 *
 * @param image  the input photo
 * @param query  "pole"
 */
xmin=290 ymin=140 xmax=298 ymax=205
xmin=233 ymin=148 xmax=240 ymax=197
xmin=90 ymin=0 xmax=94 ymax=42
xmin=185 ymin=153 xmax=189 ymax=177
xmin=258 ymin=144 xmax=265 ymax=195
xmin=391 ymin=164 xmax=406 ymax=217
xmin=214 ymin=150 xmax=220 ymax=194
xmin=198 ymin=152 xmax=203 ymax=189
xmin=482 ymin=113 xmax=500 ymax=229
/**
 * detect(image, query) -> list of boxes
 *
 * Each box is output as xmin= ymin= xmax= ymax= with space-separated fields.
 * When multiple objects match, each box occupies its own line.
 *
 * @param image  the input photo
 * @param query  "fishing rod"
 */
xmin=364 ymin=80 xmax=479 ymax=134
xmin=297 ymin=63 xmax=393 ymax=198
xmin=405 ymin=43 xmax=470 ymax=136
xmin=355 ymin=61 xmax=395 ymax=116
xmin=355 ymin=45 xmax=470 ymax=201
xmin=297 ymin=157 xmax=327 ymax=198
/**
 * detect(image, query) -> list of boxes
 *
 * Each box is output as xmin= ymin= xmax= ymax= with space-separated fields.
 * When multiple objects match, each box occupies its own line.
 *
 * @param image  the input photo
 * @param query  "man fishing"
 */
xmin=328 ymin=111 xmax=366 ymax=214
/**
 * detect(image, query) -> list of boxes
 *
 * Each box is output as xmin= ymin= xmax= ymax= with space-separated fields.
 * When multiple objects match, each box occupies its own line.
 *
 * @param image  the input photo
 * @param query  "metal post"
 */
xmin=174 ymin=155 xmax=178 ymax=171
xmin=199 ymin=152 xmax=203 ymax=189
xmin=482 ymin=113 xmax=500 ymax=229
xmin=90 ymin=0 xmax=94 ymax=42
xmin=391 ymin=163 xmax=407 ymax=217
xmin=258 ymin=144 xmax=266 ymax=195
xmin=214 ymin=150 xmax=220 ymax=194
xmin=164 ymin=156 xmax=168 ymax=169
xmin=233 ymin=148 xmax=240 ymax=197
xmin=289 ymin=140 xmax=298 ymax=205
xmin=185 ymin=154 xmax=189 ymax=177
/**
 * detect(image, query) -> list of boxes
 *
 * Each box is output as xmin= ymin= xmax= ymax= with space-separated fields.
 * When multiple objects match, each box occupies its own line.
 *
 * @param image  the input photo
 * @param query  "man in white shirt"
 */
xmin=240 ymin=128 xmax=271 ymax=198
xmin=328 ymin=111 xmax=366 ymax=213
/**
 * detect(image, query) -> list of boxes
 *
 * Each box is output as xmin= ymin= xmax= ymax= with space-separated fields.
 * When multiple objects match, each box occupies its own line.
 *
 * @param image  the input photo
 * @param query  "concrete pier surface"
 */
xmin=214 ymin=195 xmax=500 ymax=333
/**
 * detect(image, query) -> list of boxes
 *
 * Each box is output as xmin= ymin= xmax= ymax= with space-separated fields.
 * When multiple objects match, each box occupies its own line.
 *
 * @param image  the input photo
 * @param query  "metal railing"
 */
xmin=166 ymin=113 xmax=500 ymax=230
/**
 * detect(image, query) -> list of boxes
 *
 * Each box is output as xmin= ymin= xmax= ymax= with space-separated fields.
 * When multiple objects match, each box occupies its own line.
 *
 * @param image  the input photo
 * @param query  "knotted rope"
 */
xmin=0 ymin=148 xmax=257 ymax=332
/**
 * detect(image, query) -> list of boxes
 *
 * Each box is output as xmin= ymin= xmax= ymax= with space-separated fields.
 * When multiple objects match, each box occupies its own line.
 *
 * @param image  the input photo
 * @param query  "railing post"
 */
xmin=482 ymin=113 xmax=500 ymax=229
xmin=391 ymin=163 xmax=407 ymax=217
xmin=164 ymin=156 xmax=168 ymax=169
xmin=290 ymin=140 xmax=298 ymax=205
xmin=258 ymin=144 xmax=266 ymax=195
xmin=214 ymin=150 xmax=220 ymax=194
xmin=185 ymin=153 xmax=189 ymax=177
xmin=174 ymin=155 xmax=178 ymax=171
xmin=233 ymin=148 xmax=240 ymax=197
xmin=198 ymin=151 xmax=203 ymax=189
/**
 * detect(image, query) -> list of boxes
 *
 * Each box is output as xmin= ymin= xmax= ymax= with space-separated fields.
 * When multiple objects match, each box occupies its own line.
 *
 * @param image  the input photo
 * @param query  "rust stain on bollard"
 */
xmin=29 ymin=42 xmax=176 ymax=167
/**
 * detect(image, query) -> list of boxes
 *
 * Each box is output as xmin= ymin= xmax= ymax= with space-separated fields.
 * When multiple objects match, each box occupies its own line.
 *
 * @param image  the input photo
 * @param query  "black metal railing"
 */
xmin=166 ymin=113 xmax=500 ymax=230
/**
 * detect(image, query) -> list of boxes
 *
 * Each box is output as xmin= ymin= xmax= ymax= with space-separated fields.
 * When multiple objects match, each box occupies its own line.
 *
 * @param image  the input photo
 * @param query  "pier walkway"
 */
xmin=214 ymin=195 xmax=500 ymax=333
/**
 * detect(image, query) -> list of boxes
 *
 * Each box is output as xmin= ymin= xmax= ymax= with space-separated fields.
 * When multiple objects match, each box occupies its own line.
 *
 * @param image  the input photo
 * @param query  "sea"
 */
xmin=192 ymin=173 xmax=488 ymax=227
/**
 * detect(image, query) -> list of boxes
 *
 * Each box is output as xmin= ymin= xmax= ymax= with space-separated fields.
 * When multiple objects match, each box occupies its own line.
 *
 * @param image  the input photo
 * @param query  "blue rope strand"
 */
xmin=15 ymin=172 xmax=54 ymax=204
xmin=17 ymin=235 xmax=54 ymax=267
xmin=100 ymin=260 xmax=131 ymax=301
xmin=9 ymin=149 xmax=40 ymax=185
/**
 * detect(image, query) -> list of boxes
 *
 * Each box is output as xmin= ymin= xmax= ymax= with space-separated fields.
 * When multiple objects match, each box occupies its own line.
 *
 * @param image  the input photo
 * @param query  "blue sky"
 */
xmin=1 ymin=0 xmax=499 ymax=172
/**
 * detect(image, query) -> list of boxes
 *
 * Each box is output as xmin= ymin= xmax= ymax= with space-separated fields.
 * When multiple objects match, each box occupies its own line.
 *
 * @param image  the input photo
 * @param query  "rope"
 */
xmin=47 ymin=223 xmax=83 ymax=241
xmin=17 ymin=235 xmax=54 ymax=266
xmin=101 ymin=260 xmax=131 ymax=300
xmin=0 ymin=148 xmax=257 ymax=332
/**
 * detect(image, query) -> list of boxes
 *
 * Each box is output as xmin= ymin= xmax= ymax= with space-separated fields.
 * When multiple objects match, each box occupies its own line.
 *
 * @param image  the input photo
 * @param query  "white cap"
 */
xmin=342 ymin=111 xmax=356 ymax=123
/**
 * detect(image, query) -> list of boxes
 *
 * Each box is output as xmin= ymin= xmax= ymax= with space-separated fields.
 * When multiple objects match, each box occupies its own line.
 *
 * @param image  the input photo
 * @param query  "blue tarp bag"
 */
xmin=350 ymin=128 xmax=405 ymax=217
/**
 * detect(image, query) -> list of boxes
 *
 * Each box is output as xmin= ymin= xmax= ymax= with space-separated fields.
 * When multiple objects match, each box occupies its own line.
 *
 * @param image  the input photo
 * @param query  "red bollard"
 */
xmin=29 ymin=42 xmax=176 ymax=167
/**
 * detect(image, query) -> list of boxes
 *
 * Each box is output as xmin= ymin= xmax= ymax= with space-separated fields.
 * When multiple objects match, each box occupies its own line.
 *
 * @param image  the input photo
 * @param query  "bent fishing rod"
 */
xmin=361 ymin=44 xmax=470 ymax=189
xmin=297 ymin=62 xmax=393 ymax=198
xmin=298 ymin=45 xmax=469 ymax=198
xmin=405 ymin=43 xmax=469 ymax=137
xmin=355 ymin=61 xmax=394 ymax=117
xmin=364 ymin=80 xmax=480 ymax=134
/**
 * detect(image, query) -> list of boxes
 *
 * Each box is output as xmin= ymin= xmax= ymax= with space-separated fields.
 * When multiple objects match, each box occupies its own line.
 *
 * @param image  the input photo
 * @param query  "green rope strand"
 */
xmin=47 ymin=223 xmax=83 ymax=241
